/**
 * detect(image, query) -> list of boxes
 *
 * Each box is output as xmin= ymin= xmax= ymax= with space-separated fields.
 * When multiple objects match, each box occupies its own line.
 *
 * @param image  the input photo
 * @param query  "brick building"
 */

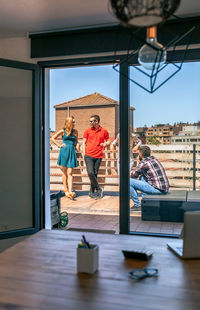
xmin=135 ymin=126 xmax=148 ymax=144
xmin=146 ymin=124 xmax=174 ymax=144
xmin=54 ymin=92 xmax=134 ymax=139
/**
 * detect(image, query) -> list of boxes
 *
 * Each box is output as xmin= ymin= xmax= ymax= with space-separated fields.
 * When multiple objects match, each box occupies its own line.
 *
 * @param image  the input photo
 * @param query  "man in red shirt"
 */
xmin=82 ymin=115 xmax=110 ymax=199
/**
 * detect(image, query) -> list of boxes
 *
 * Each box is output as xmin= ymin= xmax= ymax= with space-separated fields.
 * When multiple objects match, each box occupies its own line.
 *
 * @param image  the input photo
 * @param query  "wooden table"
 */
xmin=0 ymin=230 xmax=200 ymax=310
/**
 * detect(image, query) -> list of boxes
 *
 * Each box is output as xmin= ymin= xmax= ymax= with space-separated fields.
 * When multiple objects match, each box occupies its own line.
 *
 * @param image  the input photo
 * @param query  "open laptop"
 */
xmin=167 ymin=211 xmax=200 ymax=259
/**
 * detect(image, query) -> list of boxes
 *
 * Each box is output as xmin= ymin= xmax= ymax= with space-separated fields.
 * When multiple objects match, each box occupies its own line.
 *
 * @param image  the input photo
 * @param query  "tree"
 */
xmin=146 ymin=136 xmax=160 ymax=145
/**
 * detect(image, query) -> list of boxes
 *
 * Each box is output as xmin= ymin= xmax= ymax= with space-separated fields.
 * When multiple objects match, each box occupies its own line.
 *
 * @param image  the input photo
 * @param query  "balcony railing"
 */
xmin=50 ymin=141 xmax=200 ymax=192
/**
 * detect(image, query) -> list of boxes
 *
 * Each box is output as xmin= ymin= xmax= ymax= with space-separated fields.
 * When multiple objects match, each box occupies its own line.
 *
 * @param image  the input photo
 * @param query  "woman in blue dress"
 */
xmin=51 ymin=116 xmax=79 ymax=200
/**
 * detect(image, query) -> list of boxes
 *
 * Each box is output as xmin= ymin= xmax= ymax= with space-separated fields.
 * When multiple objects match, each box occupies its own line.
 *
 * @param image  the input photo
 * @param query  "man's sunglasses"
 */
xmin=90 ymin=120 xmax=97 ymax=123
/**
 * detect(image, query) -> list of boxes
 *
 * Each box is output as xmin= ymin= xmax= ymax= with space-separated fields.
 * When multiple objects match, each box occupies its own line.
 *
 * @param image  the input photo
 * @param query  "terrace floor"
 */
xmin=60 ymin=191 xmax=183 ymax=235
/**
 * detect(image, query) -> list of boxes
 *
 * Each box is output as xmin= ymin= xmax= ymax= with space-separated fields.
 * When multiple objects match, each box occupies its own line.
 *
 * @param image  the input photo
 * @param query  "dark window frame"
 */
xmin=0 ymin=58 xmax=42 ymax=240
xmin=39 ymin=53 xmax=200 ymax=237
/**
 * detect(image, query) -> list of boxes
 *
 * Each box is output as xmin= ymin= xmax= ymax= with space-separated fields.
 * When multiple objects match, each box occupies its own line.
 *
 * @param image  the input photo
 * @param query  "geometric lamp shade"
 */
xmin=113 ymin=24 xmax=196 ymax=93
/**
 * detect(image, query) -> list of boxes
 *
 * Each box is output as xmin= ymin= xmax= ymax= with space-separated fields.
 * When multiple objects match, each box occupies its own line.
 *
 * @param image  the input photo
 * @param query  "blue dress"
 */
xmin=57 ymin=131 xmax=78 ymax=168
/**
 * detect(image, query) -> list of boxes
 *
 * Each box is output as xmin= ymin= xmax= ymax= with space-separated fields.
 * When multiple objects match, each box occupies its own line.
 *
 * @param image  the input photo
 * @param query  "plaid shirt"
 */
xmin=130 ymin=156 xmax=169 ymax=193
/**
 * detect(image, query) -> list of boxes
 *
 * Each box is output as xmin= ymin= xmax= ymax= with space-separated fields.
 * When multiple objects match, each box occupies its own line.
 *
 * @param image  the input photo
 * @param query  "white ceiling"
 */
xmin=0 ymin=0 xmax=200 ymax=38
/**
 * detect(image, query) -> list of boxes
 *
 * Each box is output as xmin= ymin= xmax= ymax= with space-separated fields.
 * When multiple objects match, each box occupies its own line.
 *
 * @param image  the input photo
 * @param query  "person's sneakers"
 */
xmin=88 ymin=191 xmax=96 ymax=199
xmin=96 ymin=188 xmax=103 ymax=199
xmin=130 ymin=205 xmax=141 ymax=212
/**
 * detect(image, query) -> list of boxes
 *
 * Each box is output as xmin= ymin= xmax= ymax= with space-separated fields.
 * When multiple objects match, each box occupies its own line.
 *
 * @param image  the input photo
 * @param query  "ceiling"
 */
xmin=0 ymin=0 xmax=200 ymax=38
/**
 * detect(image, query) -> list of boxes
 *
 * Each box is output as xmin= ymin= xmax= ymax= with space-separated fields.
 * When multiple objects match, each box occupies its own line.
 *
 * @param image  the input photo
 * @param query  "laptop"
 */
xmin=167 ymin=211 xmax=200 ymax=259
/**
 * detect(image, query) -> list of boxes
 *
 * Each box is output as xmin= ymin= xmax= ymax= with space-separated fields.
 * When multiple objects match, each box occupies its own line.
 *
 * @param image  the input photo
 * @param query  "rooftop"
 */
xmin=54 ymin=92 xmax=134 ymax=109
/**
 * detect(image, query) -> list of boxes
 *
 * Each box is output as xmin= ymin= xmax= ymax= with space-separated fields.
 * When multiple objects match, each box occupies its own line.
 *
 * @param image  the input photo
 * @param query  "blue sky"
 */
xmin=50 ymin=62 xmax=200 ymax=131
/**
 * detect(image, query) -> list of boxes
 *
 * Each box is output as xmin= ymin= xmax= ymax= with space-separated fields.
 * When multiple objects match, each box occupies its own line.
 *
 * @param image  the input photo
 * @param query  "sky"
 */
xmin=50 ymin=62 xmax=200 ymax=131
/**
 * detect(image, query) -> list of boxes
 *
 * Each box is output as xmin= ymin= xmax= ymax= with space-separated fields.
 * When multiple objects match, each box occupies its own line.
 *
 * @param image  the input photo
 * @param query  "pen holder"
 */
xmin=77 ymin=244 xmax=99 ymax=274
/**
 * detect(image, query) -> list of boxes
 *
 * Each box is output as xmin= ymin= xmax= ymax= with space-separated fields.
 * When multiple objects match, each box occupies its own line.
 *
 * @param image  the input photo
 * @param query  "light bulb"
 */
xmin=138 ymin=27 xmax=167 ymax=71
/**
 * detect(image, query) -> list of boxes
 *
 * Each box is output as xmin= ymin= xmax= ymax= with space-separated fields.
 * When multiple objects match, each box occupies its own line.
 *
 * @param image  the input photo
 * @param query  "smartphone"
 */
xmin=122 ymin=249 xmax=153 ymax=260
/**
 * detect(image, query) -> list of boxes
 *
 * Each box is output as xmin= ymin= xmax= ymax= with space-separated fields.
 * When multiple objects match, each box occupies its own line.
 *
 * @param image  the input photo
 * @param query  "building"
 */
xmin=171 ymin=125 xmax=200 ymax=145
xmin=0 ymin=2 xmax=200 ymax=245
xmin=135 ymin=126 xmax=148 ymax=144
xmin=1 ymin=2 xmax=200 ymax=309
xmin=54 ymin=92 xmax=134 ymax=138
xmin=135 ymin=123 xmax=185 ymax=145
xmin=145 ymin=124 xmax=174 ymax=144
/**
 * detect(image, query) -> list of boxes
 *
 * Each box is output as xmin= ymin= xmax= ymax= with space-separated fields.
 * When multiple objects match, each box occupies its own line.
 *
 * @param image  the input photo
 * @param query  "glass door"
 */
xmin=129 ymin=61 xmax=200 ymax=236
xmin=0 ymin=59 xmax=41 ymax=239
xmin=49 ymin=64 xmax=120 ymax=233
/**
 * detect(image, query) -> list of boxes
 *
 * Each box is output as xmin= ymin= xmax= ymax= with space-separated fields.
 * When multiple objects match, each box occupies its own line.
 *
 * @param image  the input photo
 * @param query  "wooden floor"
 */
xmin=60 ymin=191 xmax=183 ymax=235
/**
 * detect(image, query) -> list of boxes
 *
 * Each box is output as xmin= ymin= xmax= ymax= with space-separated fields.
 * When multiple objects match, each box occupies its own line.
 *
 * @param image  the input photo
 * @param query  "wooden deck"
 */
xmin=60 ymin=191 xmax=183 ymax=235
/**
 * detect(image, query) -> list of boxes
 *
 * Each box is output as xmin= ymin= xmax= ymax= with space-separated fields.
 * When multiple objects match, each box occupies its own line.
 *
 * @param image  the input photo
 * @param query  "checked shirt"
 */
xmin=130 ymin=156 xmax=169 ymax=193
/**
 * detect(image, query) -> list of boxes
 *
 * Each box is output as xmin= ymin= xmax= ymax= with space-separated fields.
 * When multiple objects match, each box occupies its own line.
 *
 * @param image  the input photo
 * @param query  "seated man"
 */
xmin=130 ymin=145 xmax=169 ymax=211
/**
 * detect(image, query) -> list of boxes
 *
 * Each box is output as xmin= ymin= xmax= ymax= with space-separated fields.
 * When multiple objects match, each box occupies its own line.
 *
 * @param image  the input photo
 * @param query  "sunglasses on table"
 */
xmin=129 ymin=268 xmax=159 ymax=280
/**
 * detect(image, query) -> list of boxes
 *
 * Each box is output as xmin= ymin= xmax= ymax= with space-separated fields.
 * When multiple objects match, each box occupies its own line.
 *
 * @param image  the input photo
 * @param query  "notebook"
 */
xmin=167 ymin=211 xmax=200 ymax=259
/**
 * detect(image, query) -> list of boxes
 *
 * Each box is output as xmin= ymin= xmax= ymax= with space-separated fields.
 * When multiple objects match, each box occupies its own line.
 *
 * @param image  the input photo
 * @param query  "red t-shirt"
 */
xmin=83 ymin=126 xmax=109 ymax=158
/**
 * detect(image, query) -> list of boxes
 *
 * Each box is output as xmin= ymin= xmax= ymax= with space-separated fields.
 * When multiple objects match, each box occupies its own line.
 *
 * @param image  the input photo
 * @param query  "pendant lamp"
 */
xmin=110 ymin=0 xmax=181 ymax=27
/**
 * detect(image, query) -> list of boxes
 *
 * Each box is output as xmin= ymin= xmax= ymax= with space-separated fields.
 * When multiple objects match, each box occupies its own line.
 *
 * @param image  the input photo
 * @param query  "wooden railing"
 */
xmin=50 ymin=141 xmax=200 ymax=191
xmin=50 ymin=142 xmax=119 ymax=191
xmin=149 ymin=144 xmax=200 ymax=190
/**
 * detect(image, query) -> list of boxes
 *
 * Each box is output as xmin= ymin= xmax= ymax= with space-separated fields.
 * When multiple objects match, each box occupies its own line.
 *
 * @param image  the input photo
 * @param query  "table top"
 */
xmin=0 ymin=229 xmax=200 ymax=310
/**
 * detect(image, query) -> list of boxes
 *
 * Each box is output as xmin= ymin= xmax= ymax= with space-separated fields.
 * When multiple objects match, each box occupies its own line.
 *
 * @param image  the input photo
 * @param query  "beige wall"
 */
xmin=56 ymin=105 xmax=117 ymax=139
xmin=0 ymin=37 xmax=35 ymax=63
xmin=0 ymin=36 xmax=87 ymax=63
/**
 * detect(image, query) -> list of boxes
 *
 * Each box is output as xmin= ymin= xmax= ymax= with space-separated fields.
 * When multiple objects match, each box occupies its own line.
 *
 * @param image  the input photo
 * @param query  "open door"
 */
xmin=0 ymin=59 xmax=41 ymax=239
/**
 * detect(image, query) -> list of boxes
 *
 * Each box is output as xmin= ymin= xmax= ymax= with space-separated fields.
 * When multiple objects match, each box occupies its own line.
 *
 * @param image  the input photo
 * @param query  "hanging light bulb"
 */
xmin=138 ymin=26 xmax=167 ymax=70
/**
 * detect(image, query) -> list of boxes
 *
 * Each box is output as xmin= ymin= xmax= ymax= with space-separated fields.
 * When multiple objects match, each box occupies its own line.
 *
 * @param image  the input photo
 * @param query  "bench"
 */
xmin=141 ymin=190 xmax=200 ymax=222
xmin=181 ymin=191 xmax=200 ymax=213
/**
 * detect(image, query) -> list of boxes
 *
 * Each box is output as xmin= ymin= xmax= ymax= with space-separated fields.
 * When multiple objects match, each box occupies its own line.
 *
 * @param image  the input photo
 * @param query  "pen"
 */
xmin=82 ymin=235 xmax=91 ymax=248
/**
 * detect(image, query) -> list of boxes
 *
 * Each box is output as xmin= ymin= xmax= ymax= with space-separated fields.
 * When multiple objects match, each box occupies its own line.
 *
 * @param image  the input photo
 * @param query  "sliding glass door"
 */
xmin=0 ymin=59 xmax=41 ymax=239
